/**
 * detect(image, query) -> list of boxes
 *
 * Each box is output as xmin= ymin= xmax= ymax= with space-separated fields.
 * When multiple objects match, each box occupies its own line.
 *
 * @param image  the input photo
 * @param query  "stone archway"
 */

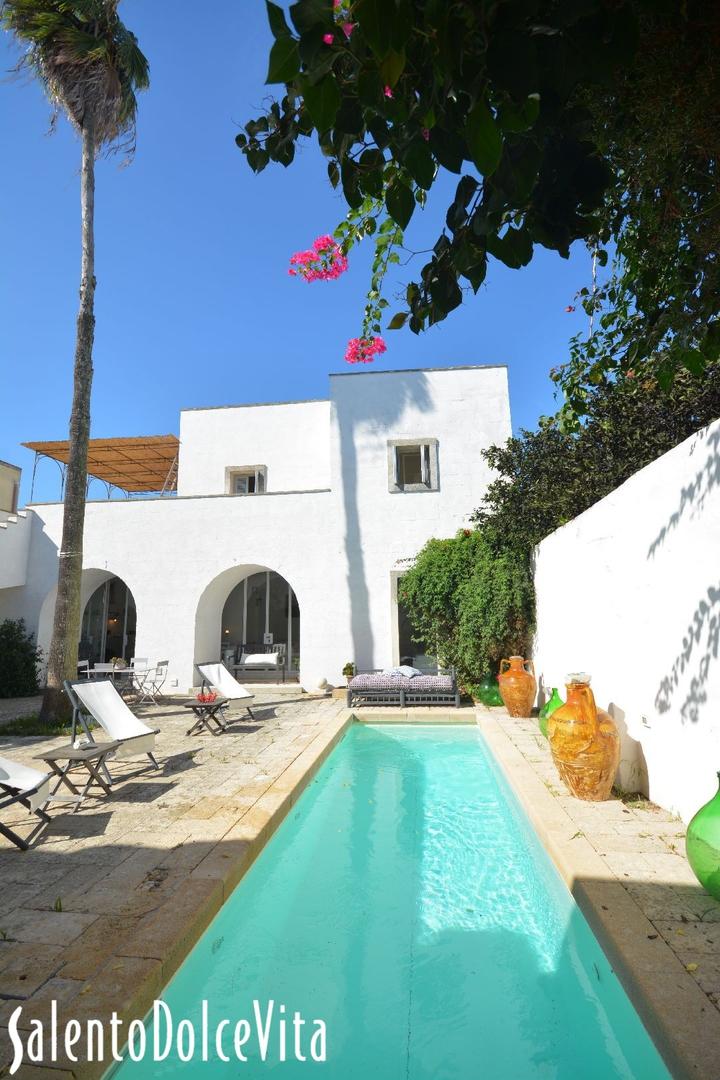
xmin=194 ymin=563 xmax=300 ymax=682
xmin=36 ymin=568 xmax=138 ymax=672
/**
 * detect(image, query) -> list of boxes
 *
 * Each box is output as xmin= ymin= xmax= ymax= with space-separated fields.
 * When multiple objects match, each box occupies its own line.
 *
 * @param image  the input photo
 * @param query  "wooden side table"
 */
xmin=34 ymin=741 xmax=122 ymax=813
xmin=183 ymin=697 xmax=229 ymax=737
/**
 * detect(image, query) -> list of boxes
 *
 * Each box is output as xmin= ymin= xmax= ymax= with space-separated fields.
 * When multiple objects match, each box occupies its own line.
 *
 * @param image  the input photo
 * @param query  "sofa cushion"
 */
xmin=349 ymin=673 xmax=454 ymax=693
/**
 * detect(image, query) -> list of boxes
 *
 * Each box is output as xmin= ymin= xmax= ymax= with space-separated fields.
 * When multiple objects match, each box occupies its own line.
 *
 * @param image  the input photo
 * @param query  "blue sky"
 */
xmin=1 ymin=0 xmax=593 ymax=504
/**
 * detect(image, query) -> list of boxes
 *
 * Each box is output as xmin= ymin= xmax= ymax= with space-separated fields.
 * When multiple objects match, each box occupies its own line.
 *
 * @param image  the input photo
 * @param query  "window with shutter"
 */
xmin=227 ymin=466 xmax=267 ymax=495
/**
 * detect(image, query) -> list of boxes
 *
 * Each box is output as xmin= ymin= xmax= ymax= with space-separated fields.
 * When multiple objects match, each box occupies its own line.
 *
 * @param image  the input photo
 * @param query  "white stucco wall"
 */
xmin=0 ymin=511 xmax=32 ymax=590
xmin=1 ymin=364 xmax=512 ymax=698
xmin=328 ymin=365 xmax=512 ymax=670
xmin=19 ymin=491 xmax=336 ymax=692
xmin=533 ymin=418 xmax=720 ymax=824
xmin=177 ymin=399 xmax=331 ymax=496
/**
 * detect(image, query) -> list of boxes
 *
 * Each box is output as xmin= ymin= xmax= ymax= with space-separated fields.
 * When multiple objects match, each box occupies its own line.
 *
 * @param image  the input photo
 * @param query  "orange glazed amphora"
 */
xmin=548 ymin=673 xmax=620 ymax=801
xmin=497 ymin=656 xmax=536 ymax=718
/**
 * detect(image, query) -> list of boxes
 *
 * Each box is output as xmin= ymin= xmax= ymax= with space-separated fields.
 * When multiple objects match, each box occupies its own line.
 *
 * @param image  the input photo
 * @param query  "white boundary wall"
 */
xmin=533 ymin=418 xmax=720 ymax=823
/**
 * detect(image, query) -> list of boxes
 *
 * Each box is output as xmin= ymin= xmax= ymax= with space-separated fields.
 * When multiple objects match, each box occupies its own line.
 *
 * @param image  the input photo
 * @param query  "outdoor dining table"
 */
xmin=87 ymin=666 xmax=152 ymax=699
xmin=183 ymin=696 xmax=229 ymax=737
xmin=33 ymin=740 xmax=122 ymax=813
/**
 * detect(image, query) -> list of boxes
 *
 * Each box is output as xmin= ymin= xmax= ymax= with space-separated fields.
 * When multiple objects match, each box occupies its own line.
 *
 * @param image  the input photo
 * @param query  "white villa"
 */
xmin=0 ymin=365 xmax=511 ymax=692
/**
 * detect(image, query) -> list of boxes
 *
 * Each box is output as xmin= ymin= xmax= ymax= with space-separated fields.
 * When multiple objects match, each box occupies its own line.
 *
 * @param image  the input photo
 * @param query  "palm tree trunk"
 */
xmin=40 ymin=120 xmax=96 ymax=724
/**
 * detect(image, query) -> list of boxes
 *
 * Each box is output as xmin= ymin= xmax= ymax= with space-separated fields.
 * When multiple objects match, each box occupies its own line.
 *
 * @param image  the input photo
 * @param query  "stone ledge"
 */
xmin=478 ymin=711 xmax=720 ymax=1080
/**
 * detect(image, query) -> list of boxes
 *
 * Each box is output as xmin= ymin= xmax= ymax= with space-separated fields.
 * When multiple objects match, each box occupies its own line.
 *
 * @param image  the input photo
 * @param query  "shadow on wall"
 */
xmin=607 ymin=701 xmax=649 ymax=794
xmin=654 ymin=580 xmax=720 ymax=725
xmin=338 ymin=372 xmax=432 ymax=669
xmin=647 ymin=425 xmax=720 ymax=560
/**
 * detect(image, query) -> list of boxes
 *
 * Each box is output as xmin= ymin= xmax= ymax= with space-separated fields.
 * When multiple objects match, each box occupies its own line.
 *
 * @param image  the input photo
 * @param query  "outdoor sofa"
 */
xmin=227 ymin=643 xmax=287 ymax=682
xmin=346 ymin=667 xmax=461 ymax=709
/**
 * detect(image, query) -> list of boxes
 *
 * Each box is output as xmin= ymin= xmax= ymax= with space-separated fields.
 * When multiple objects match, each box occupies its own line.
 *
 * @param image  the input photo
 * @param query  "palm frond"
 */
xmin=1 ymin=0 xmax=149 ymax=151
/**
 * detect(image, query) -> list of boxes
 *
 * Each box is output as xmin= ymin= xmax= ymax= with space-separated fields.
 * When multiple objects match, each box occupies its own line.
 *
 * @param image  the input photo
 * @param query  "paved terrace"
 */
xmin=0 ymin=691 xmax=348 ymax=1078
xmin=1 ymin=700 xmax=719 ymax=1079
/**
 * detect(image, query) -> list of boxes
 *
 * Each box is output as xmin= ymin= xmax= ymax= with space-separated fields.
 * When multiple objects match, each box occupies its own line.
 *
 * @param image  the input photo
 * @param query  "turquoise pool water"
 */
xmin=111 ymin=724 xmax=671 ymax=1078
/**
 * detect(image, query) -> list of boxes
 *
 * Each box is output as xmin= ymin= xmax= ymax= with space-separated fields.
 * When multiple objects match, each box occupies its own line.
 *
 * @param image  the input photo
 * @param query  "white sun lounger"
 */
xmin=0 ymin=756 xmax=52 ymax=850
xmin=195 ymin=662 xmax=256 ymax=722
xmin=65 ymin=679 xmax=160 ymax=770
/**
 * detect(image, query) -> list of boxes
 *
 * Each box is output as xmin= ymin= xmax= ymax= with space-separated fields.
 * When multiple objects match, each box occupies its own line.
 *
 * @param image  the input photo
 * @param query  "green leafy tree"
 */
xmin=399 ymin=530 xmax=534 ymax=684
xmin=240 ymin=0 xmax=720 ymax=399
xmin=554 ymin=4 xmax=720 ymax=419
xmin=2 ymin=0 xmax=149 ymax=722
xmin=474 ymin=365 xmax=720 ymax=551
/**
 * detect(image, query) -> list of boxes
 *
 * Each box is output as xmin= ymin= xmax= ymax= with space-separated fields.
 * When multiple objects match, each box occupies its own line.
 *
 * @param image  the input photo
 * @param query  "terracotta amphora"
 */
xmin=497 ymin=656 xmax=536 ymax=717
xmin=548 ymin=673 xmax=620 ymax=801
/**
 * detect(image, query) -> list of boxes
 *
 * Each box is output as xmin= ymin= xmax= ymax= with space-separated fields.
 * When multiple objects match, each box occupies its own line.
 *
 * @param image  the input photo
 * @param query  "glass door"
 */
xmin=79 ymin=578 xmax=136 ymax=664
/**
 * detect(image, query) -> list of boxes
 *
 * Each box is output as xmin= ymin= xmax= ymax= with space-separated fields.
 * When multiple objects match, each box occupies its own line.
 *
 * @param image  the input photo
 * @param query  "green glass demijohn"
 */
xmin=686 ymin=773 xmax=720 ymax=901
xmin=476 ymin=673 xmax=504 ymax=707
xmin=539 ymin=688 xmax=564 ymax=739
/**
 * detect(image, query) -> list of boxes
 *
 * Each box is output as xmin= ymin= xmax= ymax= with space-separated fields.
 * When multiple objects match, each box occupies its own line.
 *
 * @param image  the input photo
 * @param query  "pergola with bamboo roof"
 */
xmin=23 ymin=434 xmax=179 ymax=499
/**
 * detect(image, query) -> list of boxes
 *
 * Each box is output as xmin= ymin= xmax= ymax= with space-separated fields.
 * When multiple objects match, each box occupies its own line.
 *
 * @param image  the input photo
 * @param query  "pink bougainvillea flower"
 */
xmin=421 ymin=127 xmax=430 ymax=141
xmin=323 ymin=32 xmax=334 ymax=44
xmin=383 ymin=85 xmax=393 ymax=98
xmin=344 ymin=336 xmax=388 ymax=365
xmin=288 ymin=235 xmax=348 ymax=282
xmin=341 ymin=21 xmax=355 ymax=37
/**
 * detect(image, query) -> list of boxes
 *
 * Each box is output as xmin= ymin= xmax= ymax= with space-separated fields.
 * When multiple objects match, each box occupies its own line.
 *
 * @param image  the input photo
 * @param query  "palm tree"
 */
xmin=2 ymin=0 xmax=149 ymax=722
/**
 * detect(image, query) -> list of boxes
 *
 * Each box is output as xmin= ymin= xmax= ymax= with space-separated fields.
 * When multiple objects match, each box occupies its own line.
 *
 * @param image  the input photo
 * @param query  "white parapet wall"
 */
xmin=533 ymin=417 xmax=720 ymax=824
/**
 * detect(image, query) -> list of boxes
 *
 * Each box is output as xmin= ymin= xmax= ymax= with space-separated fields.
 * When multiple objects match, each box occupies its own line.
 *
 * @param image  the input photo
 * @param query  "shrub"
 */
xmin=0 ymin=619 xmax=42 ymax=698
xmin=399 ymin=530 xmax=534 ymax=682
xmin=457 ymin=541 xmax=535 ymax=677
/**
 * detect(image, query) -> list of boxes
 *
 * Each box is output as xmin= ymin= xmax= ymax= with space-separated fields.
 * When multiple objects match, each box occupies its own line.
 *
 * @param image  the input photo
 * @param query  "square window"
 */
xmin=388 ymin=440 xmax=438 ymax=493
xmin=227 ymin=466 xmax=266 ymax=495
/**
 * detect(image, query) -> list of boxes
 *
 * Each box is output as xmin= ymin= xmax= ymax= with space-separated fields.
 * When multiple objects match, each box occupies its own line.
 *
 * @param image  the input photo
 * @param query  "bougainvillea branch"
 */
xmin=345 ymin=336 xmax=387 ymax=364
xmin=288 ymin=234 xmax=348 ymax=281
xmin=287 ymin=191 xmax=404 ymax=364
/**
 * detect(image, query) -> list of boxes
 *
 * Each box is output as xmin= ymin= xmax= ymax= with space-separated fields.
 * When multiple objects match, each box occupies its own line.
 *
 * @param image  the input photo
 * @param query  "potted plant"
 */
xmin=342 ymin=662 xmax=355 ymax=686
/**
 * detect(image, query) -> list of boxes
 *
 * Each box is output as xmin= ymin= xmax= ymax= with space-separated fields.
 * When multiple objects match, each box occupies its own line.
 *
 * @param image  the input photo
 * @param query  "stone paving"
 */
xmin=0 ymin=697 xmax=42 ymax=727
xmin=2 ymin=699 xmax=719 ymax=1077
xmin=0 ymin=691 xmax=346 ymax=1077
xmin=492 ymin=713 xmax=720 ymax=1015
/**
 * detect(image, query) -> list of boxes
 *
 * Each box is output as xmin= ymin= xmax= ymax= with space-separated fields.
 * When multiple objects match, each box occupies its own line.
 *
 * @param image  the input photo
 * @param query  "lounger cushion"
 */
xmin=69 ymin=681 xmax=158 ymax=759
xmin=197 ymin=663 xmax=255 ymax=701
xmin=349 ymin=674 xmax=454 ymax=693
xmin=0 ymin=756 xmax=51 ymax=811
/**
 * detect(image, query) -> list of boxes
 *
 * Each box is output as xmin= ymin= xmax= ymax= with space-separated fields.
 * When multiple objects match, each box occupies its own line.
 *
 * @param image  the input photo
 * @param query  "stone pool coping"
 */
xmin=1 ymin=707 xmax=353 ymax=1079
xmin=478 ymin=710 xmax=720 ymax=1080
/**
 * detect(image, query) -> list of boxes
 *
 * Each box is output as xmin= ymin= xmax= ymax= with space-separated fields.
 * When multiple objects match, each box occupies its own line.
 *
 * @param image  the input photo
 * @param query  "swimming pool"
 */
xmin=110 ymin=723 xmax=671 ymax=1078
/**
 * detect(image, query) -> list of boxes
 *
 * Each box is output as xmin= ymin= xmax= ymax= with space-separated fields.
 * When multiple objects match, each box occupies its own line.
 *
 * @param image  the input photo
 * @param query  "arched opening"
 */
xmin=79 ymin=576 xmax=137 ymax=664
xmin=194 ymin=564 xmax=301 ymax=684
xmin=221 ymin=570 xmax=300 ymax=680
